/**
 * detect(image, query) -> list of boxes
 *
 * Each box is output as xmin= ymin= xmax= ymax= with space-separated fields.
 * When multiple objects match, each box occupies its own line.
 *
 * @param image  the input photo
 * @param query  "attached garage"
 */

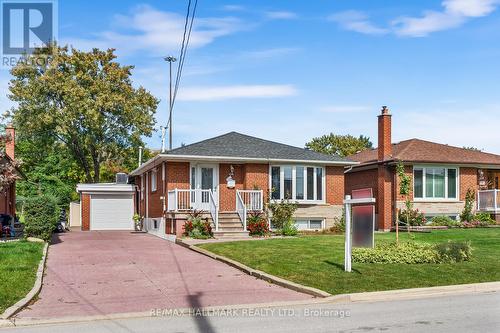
xmin=76 ymin=183 xmax=136 ymax=231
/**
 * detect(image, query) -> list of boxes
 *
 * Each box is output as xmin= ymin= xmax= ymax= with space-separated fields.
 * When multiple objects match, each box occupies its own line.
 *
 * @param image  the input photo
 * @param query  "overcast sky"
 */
xmin=2 ymin=0 xmax=500 ymax=153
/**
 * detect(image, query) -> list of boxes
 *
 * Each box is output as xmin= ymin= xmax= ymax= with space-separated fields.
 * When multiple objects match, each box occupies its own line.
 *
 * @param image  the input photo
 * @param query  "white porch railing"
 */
xmin=477 ymin=189 xmax=500 ymax=212
xmin=236 ymin=191 xmax=247 ymax=231
xmin=237 ymin=190 xmax=263 ymax=211
xmin=167 ymin=189 xmax=219 ymax=231
xmin=236 ymin=190 xmax=263 ymax=231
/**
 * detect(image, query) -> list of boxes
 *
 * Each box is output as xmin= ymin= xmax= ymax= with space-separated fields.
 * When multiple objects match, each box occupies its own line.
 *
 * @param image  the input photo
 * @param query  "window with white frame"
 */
xmin=151 ymin=169 xmax=157 ymax=192
xmin=413 ymin=167 xmax=458 ymax=199
xmin=270 ymin=165 xmax=325 ymax=202
xmin=294 ymin=219 xmax=324 ymax=230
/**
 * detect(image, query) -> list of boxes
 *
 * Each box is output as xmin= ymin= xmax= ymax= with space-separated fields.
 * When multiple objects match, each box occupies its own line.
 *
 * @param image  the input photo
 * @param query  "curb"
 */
xmin=178 ymin=239 xmax=331 ymax=298
xmin=8 ymin=281 xmax=500 ymax=327
xmin=0 ymin=242 xmax=48 ymax=320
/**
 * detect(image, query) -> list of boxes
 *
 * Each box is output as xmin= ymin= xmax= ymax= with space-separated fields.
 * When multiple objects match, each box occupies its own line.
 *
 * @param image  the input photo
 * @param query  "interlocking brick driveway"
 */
xmin=18 ymin=231 xmax=310 ymax=319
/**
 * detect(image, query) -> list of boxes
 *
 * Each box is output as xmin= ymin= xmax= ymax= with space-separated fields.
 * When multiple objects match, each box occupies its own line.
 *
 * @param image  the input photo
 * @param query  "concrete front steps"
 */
xmin=212 ymin=212 xmax=250 ymax=239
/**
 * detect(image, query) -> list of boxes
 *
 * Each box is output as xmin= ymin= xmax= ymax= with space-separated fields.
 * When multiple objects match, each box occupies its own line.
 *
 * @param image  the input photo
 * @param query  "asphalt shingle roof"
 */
xmin=349 ymin=138 xmax=500 ymax=166
xmin=165 ymin=132 xmax=351 ymax=163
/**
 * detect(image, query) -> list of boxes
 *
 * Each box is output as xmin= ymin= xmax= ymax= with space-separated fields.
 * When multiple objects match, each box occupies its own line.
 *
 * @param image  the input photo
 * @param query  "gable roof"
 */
xmin=349 ymin=138 xmax=500 ymax=167
xmin=131 ymin=132 xmax=356 ymax=175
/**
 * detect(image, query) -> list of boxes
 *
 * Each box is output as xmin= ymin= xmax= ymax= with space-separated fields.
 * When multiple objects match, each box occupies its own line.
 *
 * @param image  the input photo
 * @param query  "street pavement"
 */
xmin=3 ymin=291 xmax=498 ymax=332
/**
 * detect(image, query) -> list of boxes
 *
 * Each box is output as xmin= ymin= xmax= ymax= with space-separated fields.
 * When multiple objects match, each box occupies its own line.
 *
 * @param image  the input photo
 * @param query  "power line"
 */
xmin=165 ymin=0 xmax=198 ymax=150
xmin=173 ymin=0 xmax=198 ymax=105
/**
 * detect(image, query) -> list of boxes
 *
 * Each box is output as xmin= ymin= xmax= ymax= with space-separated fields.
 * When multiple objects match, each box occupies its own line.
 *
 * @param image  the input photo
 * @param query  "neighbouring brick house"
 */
xmin=0 ymin=125 xmax=18 ymax=216
xmin=130 ymin=132 xmax=355 ymax=239
xmin=346 ymin=107 xmax=500 ymax=231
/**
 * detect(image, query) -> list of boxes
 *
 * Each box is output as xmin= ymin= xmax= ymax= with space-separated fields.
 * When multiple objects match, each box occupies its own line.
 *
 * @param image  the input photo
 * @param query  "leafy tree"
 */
xmin=396 ymin=162 xmax=412 ymax=242
xmin=8 ymin=44 xmax=158 ymax=183
xmin=306 ymin=133 xmax=373 ymax=157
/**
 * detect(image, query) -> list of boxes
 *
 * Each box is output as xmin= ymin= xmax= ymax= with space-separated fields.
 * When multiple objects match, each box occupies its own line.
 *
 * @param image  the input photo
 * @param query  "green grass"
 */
xmin=0 ymin=241 xmax=44 ymax=313
xmin=200 ymin=229 xmax=500 ymax=295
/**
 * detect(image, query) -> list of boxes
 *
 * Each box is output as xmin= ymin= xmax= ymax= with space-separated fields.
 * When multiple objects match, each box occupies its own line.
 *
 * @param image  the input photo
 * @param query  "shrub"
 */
xmin=430 ymin=216 xmax=460 ymax=227
xmin=460 ymin=189 xmax=475 ymax=222
xmin=473 ymin=212 xmax=496 ymax=225
xmin=353 ymin=242 xmax=438 ymax=264
xmin=435 ymin=241 xmax=472 ymax=263
xmin=246 ymin=211 xmax=269 ymax=236
xmin=281 ymin=219 xmax=298 ymax=236
xmin=352 ymin=241 xmax=473 ymax=264
xmin=183 ymin=210 xmax=213 ymax=239
xmin=329 ymin=209 xmax=346 ymax=233
xmin=23 ymin=195 xmax=59 ymax=241
xmin=268 ymin=200 xmax=297 ymax=230
xmin=398 ymin=207 xmax=426 ymax=226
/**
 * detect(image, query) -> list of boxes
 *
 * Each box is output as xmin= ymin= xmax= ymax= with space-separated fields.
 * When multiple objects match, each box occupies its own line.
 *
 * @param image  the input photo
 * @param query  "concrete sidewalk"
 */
xmin=16 ymin=231 xmax=310 ymax=319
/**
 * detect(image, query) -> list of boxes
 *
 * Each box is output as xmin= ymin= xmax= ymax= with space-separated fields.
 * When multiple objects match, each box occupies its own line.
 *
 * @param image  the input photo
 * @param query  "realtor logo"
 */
xmin=1 ymin=0 xmax=57 ymax=66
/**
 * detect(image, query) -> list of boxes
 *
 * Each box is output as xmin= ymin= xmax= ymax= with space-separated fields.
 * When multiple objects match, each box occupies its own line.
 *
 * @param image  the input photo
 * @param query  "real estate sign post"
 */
xmin=344 ymin=194 xmax=376 ymax=272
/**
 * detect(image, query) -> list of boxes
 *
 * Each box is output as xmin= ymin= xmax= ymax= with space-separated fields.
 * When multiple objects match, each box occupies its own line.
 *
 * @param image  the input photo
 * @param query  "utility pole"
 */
xmin=164 ymin=56 xmax=177 ymax=151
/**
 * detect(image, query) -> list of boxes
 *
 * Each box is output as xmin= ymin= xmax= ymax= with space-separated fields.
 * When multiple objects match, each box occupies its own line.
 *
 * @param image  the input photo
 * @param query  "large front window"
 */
xmin=271 ymin=165 xmax=325 ymax=202
xmin=413 ymin=167 xmax=458 ymax=199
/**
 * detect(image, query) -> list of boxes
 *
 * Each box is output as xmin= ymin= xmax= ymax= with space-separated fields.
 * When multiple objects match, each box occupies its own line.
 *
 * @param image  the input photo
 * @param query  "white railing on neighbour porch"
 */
xmin=237 ymin=190 xmax=264 ymax=211
xmin=167 ymin=189 xmax=219 ymax=231
xmin=477 ymin=189 xmax=500 ymax=212
xmin=236 ymin=191 xmax=247 ymax=231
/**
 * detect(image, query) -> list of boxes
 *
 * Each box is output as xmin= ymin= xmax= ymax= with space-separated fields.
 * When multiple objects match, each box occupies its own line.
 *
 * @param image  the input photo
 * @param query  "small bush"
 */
xmin=398 ymin=208 xmax=426 ymax=226
xmin=460 ymin=189 xmax=475 ymax=222
xmin=329 ymin=210 xmax=346 ymax=233
xmin=23 ymin=195 xmax=59 ymax=241
xmin=246 ymin=211 xmax=269 ymax=236
xmin=430 ymin=216 xmax=460 ymax=227
xmin=268 ymin=200 xmax=297 ymax=230
xmin=353 ymin=241 xmax=473 ymax=264
xmin=473 ymin=213 xmax=496 ymax=225
xmin=435 ymin=241 xmax=472 ymax=263
xmin=183 ymin=211 xmax=213 ymax=239
xmin=353 ymin=242 xmax=437 ymax=264
xmin=281 ymin=219 xmax=298 ymax=236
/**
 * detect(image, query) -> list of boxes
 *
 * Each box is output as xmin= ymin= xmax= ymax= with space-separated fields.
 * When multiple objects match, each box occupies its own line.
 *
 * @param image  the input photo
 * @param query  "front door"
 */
xmin=191 ymin=164 xmax=218 ymax=210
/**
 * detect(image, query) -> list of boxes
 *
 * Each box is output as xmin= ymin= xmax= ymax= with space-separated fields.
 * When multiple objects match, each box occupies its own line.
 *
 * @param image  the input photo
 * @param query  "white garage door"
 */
xmin=90 ymin=194 xmax=134 ymax=230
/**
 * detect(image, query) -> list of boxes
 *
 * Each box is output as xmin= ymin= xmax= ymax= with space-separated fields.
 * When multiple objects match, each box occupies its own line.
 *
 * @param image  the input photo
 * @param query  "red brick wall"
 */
xmin=326 ymin=166 xmax=345 ymax=205
xmin=81 ymin=193 xmax=90 ymax=231
xmin=378 ymin=113 xmax=392 ymax=161
xmin=460 ymin=167 xmax=478 ymax=201
xmin=166 ymin=162 xmax=190 ymax=191
xmin=147 ymin=167 xmax=164 ymax=217
xmin=0 ymin=184 xmax=15 ymax=216
xmin=243 ymin=163 xmax=270 ymax=202
xmin=345 ymin=168 xmax=379 ymax=201
xmin=218 ymin=164 xmax=245 ymax=211
xmin=377 ymin=165 xmax=394 ymax=230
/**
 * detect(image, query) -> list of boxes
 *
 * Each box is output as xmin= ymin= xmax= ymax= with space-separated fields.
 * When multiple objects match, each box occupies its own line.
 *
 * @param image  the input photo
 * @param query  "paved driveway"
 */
xmin=18 ymin=231 xmax=310 ymax=319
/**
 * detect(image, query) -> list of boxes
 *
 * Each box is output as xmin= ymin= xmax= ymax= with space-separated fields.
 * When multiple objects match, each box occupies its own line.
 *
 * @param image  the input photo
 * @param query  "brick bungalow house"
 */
xmin=0 ymin=125 xmax=18 ymax=216
xmin=129 ymin=132 xmax=355 ymax=239
xmin=346 ymin=107 xmax=500 ymax=231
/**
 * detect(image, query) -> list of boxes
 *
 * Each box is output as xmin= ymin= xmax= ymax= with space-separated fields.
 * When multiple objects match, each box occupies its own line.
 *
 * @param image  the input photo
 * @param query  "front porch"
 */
xmin=477 ymin=189 xmax=500 ymax=213
xmin=166 ymin=188 xmax=264 ymax=234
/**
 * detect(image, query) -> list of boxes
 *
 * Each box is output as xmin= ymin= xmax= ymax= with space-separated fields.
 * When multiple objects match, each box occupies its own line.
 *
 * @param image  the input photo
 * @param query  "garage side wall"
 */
xmin=81 ymin=193 xmax=91 ymax=231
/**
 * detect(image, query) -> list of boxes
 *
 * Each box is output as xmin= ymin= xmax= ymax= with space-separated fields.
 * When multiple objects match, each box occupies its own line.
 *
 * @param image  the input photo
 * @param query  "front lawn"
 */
xmin=0 ymin=241 xmax=44 ymax=313
xmin=199 ymin=229 xmax=500 ymax=295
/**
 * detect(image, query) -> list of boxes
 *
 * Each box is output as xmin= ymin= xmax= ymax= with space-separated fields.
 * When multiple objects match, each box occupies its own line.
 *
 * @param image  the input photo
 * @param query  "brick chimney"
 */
xmin=377 ymin=106 xmax=392 ymax=161
xmin=5 ymin=124 xmax=15 ymax=160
